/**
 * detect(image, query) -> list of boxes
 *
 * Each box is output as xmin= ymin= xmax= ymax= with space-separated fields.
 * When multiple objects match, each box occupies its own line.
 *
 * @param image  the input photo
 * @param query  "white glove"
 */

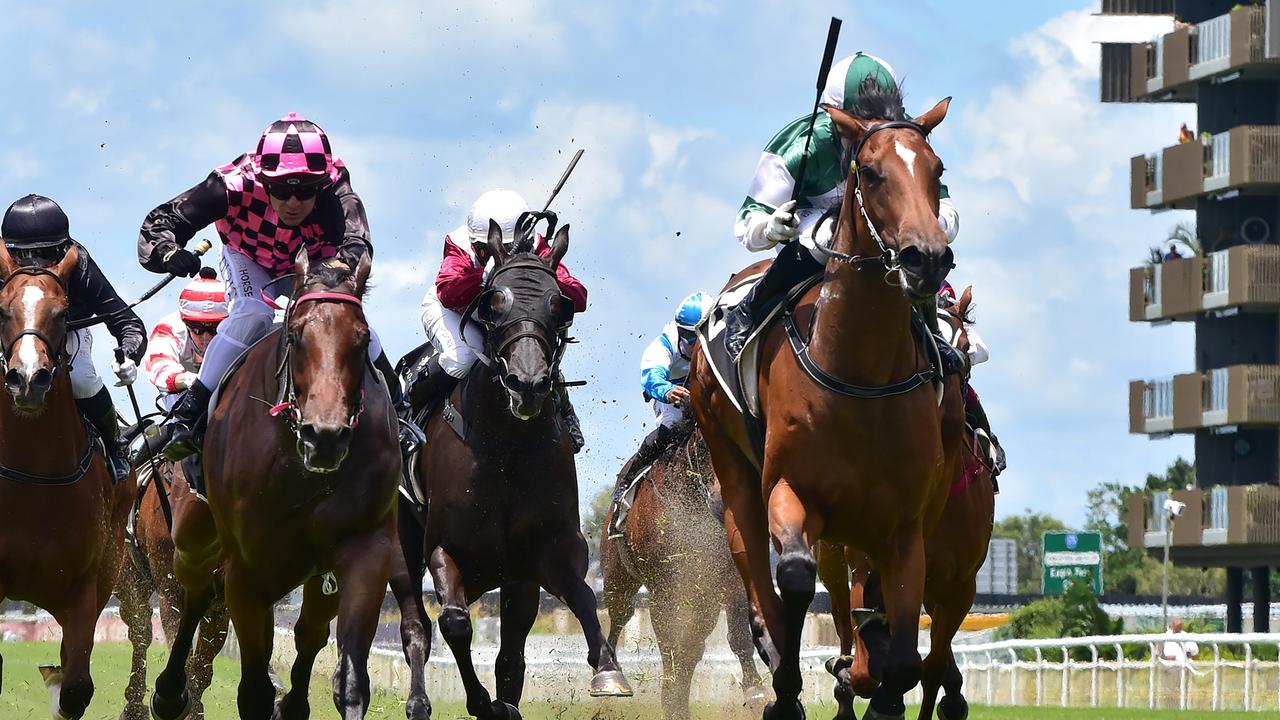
xmin=765 ymin=200 xmax=801 ymax=246
xmin=175 ymin=371 xmax=198 ymax=390
xmin=112 ymin=357 xmax=138 ymax=387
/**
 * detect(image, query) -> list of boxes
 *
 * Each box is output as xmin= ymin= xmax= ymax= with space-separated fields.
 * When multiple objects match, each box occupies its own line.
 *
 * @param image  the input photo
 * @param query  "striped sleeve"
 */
xmin=639 ymin=326 xmax=678 ymax=402
xmin=145 ymin=315 xmax=188 ymax=393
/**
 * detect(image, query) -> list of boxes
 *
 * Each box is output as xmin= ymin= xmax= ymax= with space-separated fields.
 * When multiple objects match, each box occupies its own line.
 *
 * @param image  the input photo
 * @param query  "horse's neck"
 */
xmin=463 ymin=363 xmax=557 ymax=443
xmin=808 ymin=203 xmax=917 ymax=382
xmin=0 ymin=376 xmax=87 ymax=474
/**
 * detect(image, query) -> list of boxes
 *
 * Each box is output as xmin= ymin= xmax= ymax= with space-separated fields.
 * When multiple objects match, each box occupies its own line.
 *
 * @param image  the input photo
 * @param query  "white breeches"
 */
xmin=652 ymin=399 xmax=685 ymax=429
xmin=67 ymin=328 xmax=103 ymax=400
xmin=420 ymin=292 xmax=479 ymax=379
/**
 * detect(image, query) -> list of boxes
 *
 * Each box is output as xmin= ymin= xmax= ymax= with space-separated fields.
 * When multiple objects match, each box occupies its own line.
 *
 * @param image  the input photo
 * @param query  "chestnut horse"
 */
xmin=819 ymin=286 xmax=996 ymax=720
xmin=0 ymin=245 xmax=133 ymax=719
xmin=150 ymin=253 xmax=403 ymax=720
xmin=116 ymin=459 xmax=228 ymax=720
xmin=392 ymin=215 xmax=631 ymax=720
xmin=689 ymin=91 xmax=964 ymax=720
xmin=601 ymin=428 xmax=767 ymax=720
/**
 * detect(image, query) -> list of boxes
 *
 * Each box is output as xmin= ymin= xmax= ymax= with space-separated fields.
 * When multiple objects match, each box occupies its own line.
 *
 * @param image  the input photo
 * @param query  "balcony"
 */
xmin=1128 ymin=256 xmax=1203 ymax=321
xmin=1129 ymin=364 xmax=1280 ymax=434
xmin=1129 ymin=245 xmax=1280 ymax=321
xmin=1131 ymin=125 xmax=1280 ymax=209
xmin=1102 ymin=5 xmax=1278 ymax=103
xmin=1099 ymin=0 xmax=1175 ymax=14
xmin=1124 ymin=484 xmax=1280 ymax=565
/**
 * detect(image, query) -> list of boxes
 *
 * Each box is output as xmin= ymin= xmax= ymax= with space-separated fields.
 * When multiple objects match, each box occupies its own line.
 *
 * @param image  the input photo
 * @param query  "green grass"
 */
xmin=0 ymin=642 xmax=1267 ymax=719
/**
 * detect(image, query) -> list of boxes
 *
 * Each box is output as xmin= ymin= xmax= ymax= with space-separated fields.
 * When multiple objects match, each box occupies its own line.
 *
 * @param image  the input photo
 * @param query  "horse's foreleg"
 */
xmin=331 ymin=528 xmax=393 ymax=720
xmin=540 ymin=532 xmax=632 ymax=698
xmin=390 ymin=506 xmax=433 ymax=720
xmin=188 ymin=598 xmax=229 ymax=720
xmin=429 ymin=546 xmax=507 ymax=720
xmin=650 ymin=586 xmax=716 ymax=720
xmin=116 ymin=556 xmax=154 ymax=720
xmin=849 ymin=550 xmax=885 ymax=700
xmin=274 ymin=576 xmax=339 ymax=720
xmin=922 ymin=582 xmax=975 ymax=720
xmin=495 ymin=582 xmax=540 ymax=706
xmin=763 ymin=479 xmax=822 ymax=720
xmin=867 ymin=526 xmax=927 ymax=720
xmin=150 ymin=579 xmax=215 ymax=720
xmin=224 ymin=566 xmax=276 ymax=720
xmin=724 ymin=574 xmax=768 ymax=712
xmin=50 ymin=578 xmax=100 ymax=720
xmin=817 ymin=542 xmax=858 ymax=720
xmin=600 ymin=519 xmax=641 ymax=653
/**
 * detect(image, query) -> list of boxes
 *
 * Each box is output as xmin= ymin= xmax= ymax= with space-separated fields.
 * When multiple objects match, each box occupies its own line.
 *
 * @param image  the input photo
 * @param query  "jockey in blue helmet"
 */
xmin=614 ymin=291 xmax=713 ymax=498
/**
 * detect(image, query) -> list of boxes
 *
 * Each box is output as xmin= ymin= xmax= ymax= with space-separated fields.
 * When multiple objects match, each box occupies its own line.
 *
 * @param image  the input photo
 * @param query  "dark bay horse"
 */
xmin=116 ymin=459 xmax=228 ymax=720
xmin=819 ymin=286 xmax=996 ymax=720
xmin=0 ymin=244 xmax=133 ymax=719
xmin=393 ymin=216 xmax=631 ymax=720
xmin=150 ymin=252 xmax=403 ymax=720
xmin=689 ymin=94 xmax=964 ymax=720
xmin=601 ymin=428 xmax=767 ymax=720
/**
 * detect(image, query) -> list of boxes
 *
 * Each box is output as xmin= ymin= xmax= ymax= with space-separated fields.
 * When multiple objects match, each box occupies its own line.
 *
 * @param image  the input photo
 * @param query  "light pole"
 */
xmin=1162 ymin=497 xmax=1187 ymax=630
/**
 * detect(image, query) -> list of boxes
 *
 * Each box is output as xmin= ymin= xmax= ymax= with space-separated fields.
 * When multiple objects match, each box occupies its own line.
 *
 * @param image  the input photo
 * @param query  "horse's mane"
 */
xmin=848 ymin=76 xmax=907 ymax=122
xmin=304 ymin=261 xmax=372 ymax=297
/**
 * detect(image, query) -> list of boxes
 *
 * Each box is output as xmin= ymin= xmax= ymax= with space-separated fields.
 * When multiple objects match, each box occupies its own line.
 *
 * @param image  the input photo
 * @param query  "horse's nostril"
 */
xmin=299 ymin=424 xmax=319 ymax=446
xmin=334 ymin=426 xmax=353 ymax=447
xmin=533 ymin=376 xmax=552 ymax=396
xmin=5 ymin=368 xmax=22 ymax=389
xmin=505 ymin=373 xmax=521 ymax=390
xmin=30 ymin=368 xmax=52 ymax=389
xmin=939 ymin=246 xmax=955 ymax=270
xmin=897 ymin=246 xmax=925 ymax=272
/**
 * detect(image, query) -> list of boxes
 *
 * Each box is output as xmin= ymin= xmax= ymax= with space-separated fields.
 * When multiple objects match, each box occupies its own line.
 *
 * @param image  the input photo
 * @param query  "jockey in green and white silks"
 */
xmin=724 ymin=52 xmax=960 ymax=359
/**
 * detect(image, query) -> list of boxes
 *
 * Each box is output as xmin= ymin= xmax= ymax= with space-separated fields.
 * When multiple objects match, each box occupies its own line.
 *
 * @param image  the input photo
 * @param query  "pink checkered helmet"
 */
xmin=253 ymin=112 xmax=336 ymax=184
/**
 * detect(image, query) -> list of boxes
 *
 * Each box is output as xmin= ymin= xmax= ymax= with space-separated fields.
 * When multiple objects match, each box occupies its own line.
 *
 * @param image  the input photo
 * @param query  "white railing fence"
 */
xmin=953 ymin=633 xmax=1280 ymax=712
xmin=1210 ymin=485 xmax=1230 ymax=530
xmin=1207 ymin=367 xmax=1230 ymax=414
xmin=1208 ymin=249 xmax=1230 ymax=295
xmin=1151 ymin=37 xmax=1165 ymax=80
xmin=1144 ymin=379 xmax=1173 ymax=421
xmin=1147 ymin=153 xmax=1163 ymax=193
xmin=1208 ymin=130 xmax=1231 ymax=180
xmin=1194 ymin=13 xmax=1233 ymax=68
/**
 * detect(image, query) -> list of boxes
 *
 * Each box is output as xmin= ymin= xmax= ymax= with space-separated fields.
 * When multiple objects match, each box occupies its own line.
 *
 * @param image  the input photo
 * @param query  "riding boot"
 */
xmin=406 ymin=355 xmax=461 ymax=414
xmin=924 ymin=299 xmax=965 ymax=376
xmin=555 ymin=376 xmax=585 ymax=454
xmin=76 ymin=386 xmax=130 ymax=482
xmin=612 ymin=424 xmax=674 ymax=501
xmin=966 ymin=394 xmax=1007 ymax=475
xmin=373 ymin=350 xmax=424 ymax=457
xmin=163 ymin=380 xmax=212 ymax=462
xmin=724 ymin=240 xmax=824 ymax=360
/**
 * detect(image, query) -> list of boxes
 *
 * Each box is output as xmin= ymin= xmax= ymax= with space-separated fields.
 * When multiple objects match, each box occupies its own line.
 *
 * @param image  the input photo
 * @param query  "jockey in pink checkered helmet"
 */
xmin=253 ymin=112 xmax=337 ymax=185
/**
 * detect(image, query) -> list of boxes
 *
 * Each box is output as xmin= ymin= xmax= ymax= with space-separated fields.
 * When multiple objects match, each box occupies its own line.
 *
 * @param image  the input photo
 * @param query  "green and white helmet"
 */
xmin=819 ymin=52 xmax=898 ymax=113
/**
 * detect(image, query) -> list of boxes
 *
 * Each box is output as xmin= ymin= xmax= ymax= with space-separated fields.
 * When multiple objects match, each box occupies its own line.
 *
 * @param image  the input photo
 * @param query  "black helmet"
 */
xmin=2 ymin=194 xmax=73 ymax=251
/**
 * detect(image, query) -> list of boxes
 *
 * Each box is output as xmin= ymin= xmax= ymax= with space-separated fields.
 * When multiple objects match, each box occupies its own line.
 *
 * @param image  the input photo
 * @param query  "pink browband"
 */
xmin=294 ymin=291 xmax=362 ymax=306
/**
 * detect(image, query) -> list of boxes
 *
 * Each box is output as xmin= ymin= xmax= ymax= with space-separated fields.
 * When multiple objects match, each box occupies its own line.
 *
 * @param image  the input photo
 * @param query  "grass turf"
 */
xmin=0 ymin=641 xmax=1267 ymax=719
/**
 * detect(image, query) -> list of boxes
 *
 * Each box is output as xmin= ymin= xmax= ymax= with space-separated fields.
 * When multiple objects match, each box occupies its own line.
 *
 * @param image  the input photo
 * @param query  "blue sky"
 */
xmin=0 ymin=2 xmax=1196 ymax=526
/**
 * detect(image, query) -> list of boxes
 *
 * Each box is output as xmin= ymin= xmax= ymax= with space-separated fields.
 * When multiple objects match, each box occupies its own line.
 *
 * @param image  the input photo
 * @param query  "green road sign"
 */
xmin=1042 ymin=531 xmax=1103 ymax=595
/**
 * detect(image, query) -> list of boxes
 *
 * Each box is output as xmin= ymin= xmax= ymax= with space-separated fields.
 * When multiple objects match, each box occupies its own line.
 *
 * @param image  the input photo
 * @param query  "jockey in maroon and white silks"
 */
xmin=145 ymin=268 xmax=227 ymax=409
xmin=138 ymin=113 xmax=402 ymax=461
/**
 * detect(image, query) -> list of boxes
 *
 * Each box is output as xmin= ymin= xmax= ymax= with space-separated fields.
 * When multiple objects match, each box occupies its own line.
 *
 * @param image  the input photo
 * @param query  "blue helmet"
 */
xmin=674 ymin=291 xmax=712 ymax=332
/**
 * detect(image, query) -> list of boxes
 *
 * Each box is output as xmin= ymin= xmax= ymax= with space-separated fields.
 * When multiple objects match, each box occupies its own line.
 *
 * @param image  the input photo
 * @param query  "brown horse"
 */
xmin=393 ymin=215 xmax=630 ymax=720
xmin=689 ymin=92 xmax=964 ymax=720
xmin=819 ymin=286 xmax=996 ymax=720
xmin=116 ymin=459 xmax=228 ymax=720
xmin=150 ymin=252 xmax=404 ymax=720
xmin=601 ymin=427 xmax=768 ymax=720
xmin=0 ymin=245 xmax=133 ymax=719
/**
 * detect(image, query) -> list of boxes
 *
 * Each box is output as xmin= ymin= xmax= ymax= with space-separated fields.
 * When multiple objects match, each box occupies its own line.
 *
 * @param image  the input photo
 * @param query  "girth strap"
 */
xmin=783 ymin=309 xmax=937 ymax=399
xmin=0 ymin=434 xmax=96 ymax=485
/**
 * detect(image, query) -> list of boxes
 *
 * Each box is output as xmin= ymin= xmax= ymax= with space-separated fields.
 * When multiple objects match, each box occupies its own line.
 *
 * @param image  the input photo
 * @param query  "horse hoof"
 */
xmin=763 ymin=699 xmax=805 ymax=720
xmin=487 ymin=701 xmax=521 ymax=720
xmin=588 ymin=669 xmax=633 ymax=697
xmin=825 ymin=655 xmax=854 ymax=678
xmin=406 ymin=695 xmax=433 ymax=720
xmin=743 ymin=684 xmax=769 ymax=714
xmin=149 ymin=688 xmax=192 ymax=720
xmin=861 ymin=705 xmax=904 ymax=720
xmin=937 ymin=694 xmax=968 ymax=720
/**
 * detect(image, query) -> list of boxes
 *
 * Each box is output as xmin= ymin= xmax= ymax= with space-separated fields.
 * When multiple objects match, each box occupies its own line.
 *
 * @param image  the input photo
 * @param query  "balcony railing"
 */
xmin=1191 ymin=12 xmax=1232 ymax=72
xmin=1202 ymin=244 xmax=1280 ymax=310
xmin=1100 ymin=0 xmax=1175 ymax=15
xmin=1130 ymin=365 xmax=1280 ymax=434
xmin=1127 ymin=485 xmax=1280 ymax=553
xmin=1131 ymin=126 xmax=1280 ymax=209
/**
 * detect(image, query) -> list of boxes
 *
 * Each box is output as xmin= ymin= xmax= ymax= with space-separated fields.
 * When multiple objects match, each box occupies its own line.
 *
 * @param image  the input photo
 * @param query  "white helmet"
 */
xmin=466 ymin=189 xmax=530 ymax=246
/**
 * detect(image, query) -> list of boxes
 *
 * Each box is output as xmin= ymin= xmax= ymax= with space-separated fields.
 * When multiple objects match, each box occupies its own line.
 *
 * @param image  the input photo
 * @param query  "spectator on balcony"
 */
xmin=1164 ymin=244 xmax=1184 ymax=262
xmin=1161 ymin=618 xmax=1199 ymax=663
xmin=1178 ymin=123 xmax=1194 ymax=144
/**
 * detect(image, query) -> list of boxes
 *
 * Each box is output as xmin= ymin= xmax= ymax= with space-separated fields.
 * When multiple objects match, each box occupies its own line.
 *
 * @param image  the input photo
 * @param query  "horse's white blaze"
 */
xmin=17 ymin=285 xmax=45 ymax=373
xmin=895 ymin=140 xmax=918 ymax=179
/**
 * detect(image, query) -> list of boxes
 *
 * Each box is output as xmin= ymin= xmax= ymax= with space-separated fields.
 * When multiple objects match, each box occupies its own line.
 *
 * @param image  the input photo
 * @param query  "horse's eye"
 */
xmin=859 ymin=165 xmax=882 ymax=184
xmin=479 ymin=288 xmax=513 ymax=324
xmin=548 ymin=294 xmax=574 ymax=327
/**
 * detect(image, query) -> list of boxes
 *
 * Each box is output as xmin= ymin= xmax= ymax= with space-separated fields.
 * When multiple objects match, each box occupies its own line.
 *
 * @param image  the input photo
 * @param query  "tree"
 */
xmin=1166 ymin=221 xmax=1202 ymax=257
xmin=992 ymin=511 xmax=1068 ymax=594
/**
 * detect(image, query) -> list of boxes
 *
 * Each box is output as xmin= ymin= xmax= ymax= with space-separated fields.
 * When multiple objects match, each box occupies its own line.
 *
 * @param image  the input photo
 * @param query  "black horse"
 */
xmin=392 ymin=213 xmax=631 ymax=720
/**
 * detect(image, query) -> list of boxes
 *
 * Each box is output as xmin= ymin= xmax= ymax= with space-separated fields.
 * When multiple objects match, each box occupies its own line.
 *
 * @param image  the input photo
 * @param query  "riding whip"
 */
xmin=541 ymin=148 xmax=584 ymax=213
xmin=70 ymin=238 xmax=213 ymax=330
xmin=790 ymin=17 xmax=842 ymax=206
xmin=115 ymin=347 xmax=173 ymax=528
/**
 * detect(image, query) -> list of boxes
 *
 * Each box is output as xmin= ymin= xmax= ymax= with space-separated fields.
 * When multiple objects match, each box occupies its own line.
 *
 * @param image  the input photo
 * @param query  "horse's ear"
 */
xmin=353 ymin=251 xmax=372 ymax=295
xmin=294 ymin=249 xmax=310 ymax=292
xmin=912 ymin=96 xmax=951 ymax=134
xmin=0 ymin=242 xmax=17 ymax=278
xmin=549 ymin=224 xmax=569 ymax=269
xmin=822 ymin=103 xmax=875 ymax=147
xmin=960 ymin=285 xmax=973 ymax=311
xmin=53 ymin=244 xmax=79 ymax=282
xmin=487 ymin=219 xmax=506 ymax=266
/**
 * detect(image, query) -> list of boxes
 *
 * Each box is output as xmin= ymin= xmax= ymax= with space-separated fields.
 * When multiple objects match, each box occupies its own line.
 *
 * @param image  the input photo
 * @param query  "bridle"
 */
xmin=809 ymin=119 xmax=946 ymax=276
xmin=269 ymin=289 xmax=367 ymax=440
xmin=0 ymin=265 xmax=70 ymax=376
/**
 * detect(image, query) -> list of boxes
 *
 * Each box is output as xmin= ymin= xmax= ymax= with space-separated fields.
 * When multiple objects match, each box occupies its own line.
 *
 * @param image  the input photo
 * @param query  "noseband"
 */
xmin=269 ymin=290 xmax=367 ymax=438
xmin=809 ymin=120 xmax=936 ymax=273
xmin=0 ymin=265 xmax=70 ymax=374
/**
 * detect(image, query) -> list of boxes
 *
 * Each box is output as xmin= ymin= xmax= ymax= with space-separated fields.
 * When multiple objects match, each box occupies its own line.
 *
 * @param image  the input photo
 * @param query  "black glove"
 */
xmin=161 ymin=245 xmax=201 ymax=277
xmin=335 ymin=243 xmax=369 ymax=269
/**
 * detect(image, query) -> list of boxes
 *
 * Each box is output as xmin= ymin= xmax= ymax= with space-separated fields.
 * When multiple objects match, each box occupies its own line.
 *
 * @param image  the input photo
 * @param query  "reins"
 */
xmin=269 ymin=289 xmax=368 ymax=438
